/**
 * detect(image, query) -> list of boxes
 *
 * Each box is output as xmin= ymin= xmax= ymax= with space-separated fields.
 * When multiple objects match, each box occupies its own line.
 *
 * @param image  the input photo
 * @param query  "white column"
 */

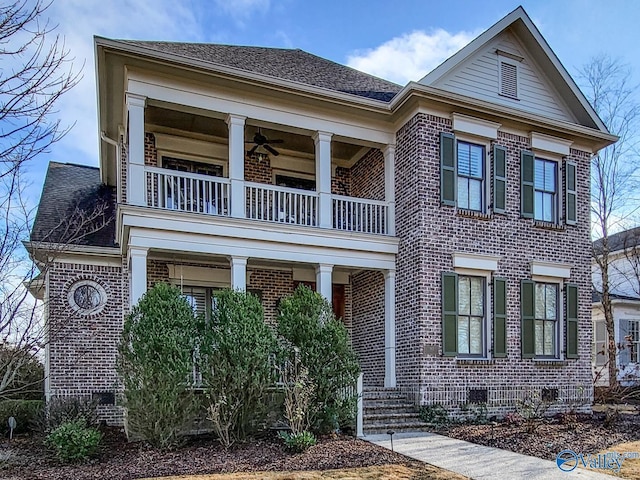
xmin=226 ymin=114 xmax=246 ymax=219
xmin=313 ymin=131 xmax=333 ymax=228
xmin=356 ymin=372 xmax=364 ymax=437
xmin=230 ymin=256 xmax=248 ymax=291
xmin=384 ymin=269 xmax=396 ymax=388
xmin=129 ymin=246 xmax=148 ymax=306
xmin=315 ymin=263 xmax=333 ymax=304
xmin=383 ymin=144 xmax=396 ymax=236
xmin=126 ymin=93 xmax=147 ymax=206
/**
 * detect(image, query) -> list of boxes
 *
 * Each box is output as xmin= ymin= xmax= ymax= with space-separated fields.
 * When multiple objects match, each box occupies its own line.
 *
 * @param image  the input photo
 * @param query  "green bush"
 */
xmin=278 ymin=430 xmax=317 ymax=453
xmin=418 ymin=403 xmax=449 ymax=427
xmin=0 ymin=345 xmax=44 ymax=400
xmin=0 ymin=399 xmax=43 ymax=435
xmin=117 ymin=283 xmax=201 ymax=448
xmin=278 ymin=285 xmax=360 ymax=433
xmin=200 ymin=289 xmax=279 ymax=448
xmin=45 ymin=419 xmax=101 ymax=463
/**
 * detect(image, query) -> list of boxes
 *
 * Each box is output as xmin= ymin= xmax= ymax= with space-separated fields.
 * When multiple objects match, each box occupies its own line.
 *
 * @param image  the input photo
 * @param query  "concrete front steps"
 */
xmin=362 ymin=387 xmax=430 ymax=435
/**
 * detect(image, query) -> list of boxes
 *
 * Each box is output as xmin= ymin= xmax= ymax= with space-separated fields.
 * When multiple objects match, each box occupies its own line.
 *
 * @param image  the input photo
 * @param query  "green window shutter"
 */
xmin=493 ymin=145 xmax=507 ymax=214
xmin=442 ymin=272 xmax=458 ymax=356
xmin=565 ymin=284 xmax=579 ymax=359
xmin=565 ymin=161 xmax=577 ymax=225
xmin=440 ymin=132 xmax=456 ymax=206
xmin=493 ymin=278 xmax=507 ymax=358
xmin=520 ymin=280 xmax=535 ymax=358
xmin=521 ymin=151 xmax=535 ymax=218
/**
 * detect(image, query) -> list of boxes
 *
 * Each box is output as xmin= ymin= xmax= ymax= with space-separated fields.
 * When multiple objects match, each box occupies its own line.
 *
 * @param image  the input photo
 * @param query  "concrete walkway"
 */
xmin=366 ymin=432 xmax=619 ymax=480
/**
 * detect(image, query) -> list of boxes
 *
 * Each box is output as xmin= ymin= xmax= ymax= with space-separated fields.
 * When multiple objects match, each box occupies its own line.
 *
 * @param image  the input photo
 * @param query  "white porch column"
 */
xmin=230 ymin=256 xmax=248 ymax=291
xmin=382 ymin=144 xmax=396 ymax=236
xmin=126 ymin=93 xmax=147 ymax=206
xmin=313 ymin=131 xmax=333 ymax=228
xmin=315 ymin=263 xmax=333 ymax=303
xmin=226 ymin=114 xmax=246 ymax=219
xmin=129 ymin=246 xmax=148 ymax=306
xmin=384 ymin=269 xmax=396 ymax=388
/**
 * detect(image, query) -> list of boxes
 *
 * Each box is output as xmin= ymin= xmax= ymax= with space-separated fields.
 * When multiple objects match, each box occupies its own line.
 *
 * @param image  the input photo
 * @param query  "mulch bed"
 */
xmin=440 ymin=411 xmax=640 ymax=461
xmin=0 ymin=429 xmax=422 ymax=480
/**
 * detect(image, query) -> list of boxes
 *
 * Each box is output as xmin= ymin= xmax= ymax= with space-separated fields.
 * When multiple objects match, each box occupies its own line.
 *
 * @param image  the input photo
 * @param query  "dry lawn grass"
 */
xmin=594 ymin=440 xmax=640 ymax=479
xmin=143 ymin=463 xmax=468 ymax=480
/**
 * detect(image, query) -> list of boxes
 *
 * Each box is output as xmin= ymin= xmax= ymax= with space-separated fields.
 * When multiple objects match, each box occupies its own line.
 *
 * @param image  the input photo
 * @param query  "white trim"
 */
xmin=453 ymin=253 xmax=500 ymax=272
xmin=530 ymin=132 xmax=573 ymax=156
xmin=530 ymin=260 xmax=571 ymax=279
xmin=154 ymin=133 xmax=229 ymax=162
xmin=452 ymin=113 xmax=501 ymax=139
xmin=167 ymin=264 xmax=230 ymax=286
xmin=292 ymin=268 xmax=350 ymax=284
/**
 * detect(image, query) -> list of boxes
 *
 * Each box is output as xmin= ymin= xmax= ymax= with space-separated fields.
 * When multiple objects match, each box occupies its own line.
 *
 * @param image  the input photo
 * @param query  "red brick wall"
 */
xmin=351 ymin=148 xmax=384 ymax=200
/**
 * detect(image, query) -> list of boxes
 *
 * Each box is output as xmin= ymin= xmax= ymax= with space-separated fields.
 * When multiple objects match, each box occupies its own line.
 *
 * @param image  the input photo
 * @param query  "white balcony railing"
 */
xmin=145 ymin=166 xmax=230 ymax=215
xmin=332 ymin=194 xmax=388 ymax=234
xmin=245 ymin=181 xmax=318 ymax=226
xmin=142 ymin=167 xmax=390 ymax=235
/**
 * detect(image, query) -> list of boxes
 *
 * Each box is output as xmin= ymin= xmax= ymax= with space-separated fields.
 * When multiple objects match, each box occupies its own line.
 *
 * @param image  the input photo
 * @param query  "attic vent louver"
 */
xmin=500 ymin=61 xmax=518 ymax=99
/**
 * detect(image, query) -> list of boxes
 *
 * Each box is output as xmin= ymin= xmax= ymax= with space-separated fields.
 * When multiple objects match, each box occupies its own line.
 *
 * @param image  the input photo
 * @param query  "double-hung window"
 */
xmin=533 ymin=283 xmax=558 ymax=357
xmin=534 ymin=159 xmax=557 ymax=222
xmin=457 ymin=142 xmax=485 ymax=211
xmin=457 ymin=276 xmax=485 ymax=355
xmin=620 ymin=320 xmax=640 ymax=365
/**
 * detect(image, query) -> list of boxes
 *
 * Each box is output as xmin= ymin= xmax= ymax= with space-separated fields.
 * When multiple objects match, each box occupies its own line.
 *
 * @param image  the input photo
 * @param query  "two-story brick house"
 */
xmin=27 ymin=7 xmax=616 ymax=430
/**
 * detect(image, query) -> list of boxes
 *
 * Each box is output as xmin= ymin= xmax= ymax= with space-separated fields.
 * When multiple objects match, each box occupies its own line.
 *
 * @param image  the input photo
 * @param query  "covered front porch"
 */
xmin=125 ymin=229 xmax=398 ymax=389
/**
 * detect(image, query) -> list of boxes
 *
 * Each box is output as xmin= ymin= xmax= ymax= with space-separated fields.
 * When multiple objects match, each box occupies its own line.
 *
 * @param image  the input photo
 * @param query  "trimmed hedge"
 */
xmin=0 ymin=399 xmax=43 ymax=435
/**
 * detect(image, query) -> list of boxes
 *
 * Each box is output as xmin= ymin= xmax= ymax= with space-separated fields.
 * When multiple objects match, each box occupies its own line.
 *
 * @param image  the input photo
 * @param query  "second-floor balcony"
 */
xmin=144 ymin=165 xmax=391 ymax=235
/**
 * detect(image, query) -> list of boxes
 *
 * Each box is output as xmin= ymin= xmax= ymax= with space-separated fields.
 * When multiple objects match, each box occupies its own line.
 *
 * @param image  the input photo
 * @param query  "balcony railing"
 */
xmin=246 ymin=181 xmax=318 ymax=227
xmin=333 ymin=194 xmax=388 ymax=234
xmin=142 ymin=167 xmax=390 ymax=234
xmin=145 ymin=166 xmax=229 ymax=215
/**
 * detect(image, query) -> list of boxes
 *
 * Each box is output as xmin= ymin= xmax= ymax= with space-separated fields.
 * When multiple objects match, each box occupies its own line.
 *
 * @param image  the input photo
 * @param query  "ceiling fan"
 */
xmin=246 ymin=128 xmax=284 ymax=156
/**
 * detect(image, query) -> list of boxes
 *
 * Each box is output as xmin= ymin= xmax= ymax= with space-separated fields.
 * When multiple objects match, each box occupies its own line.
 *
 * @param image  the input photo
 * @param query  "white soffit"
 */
xmin=530 ymin=132 xmax=573 ymax=156
xmin=530 ymin=261 xmax=571 ymax=279
xmin=453 ymin=253 xmax=500 ymax=271
xmin=452 ymin=113 xmax=501 ymax=139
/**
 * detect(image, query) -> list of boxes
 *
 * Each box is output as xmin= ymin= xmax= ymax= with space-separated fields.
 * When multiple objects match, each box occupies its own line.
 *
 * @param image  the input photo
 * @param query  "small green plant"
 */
xmin=278 ymin=430 xmax=317 ymax=453
xmin=32 ymin=396 xmax=98 ymax=433
xmin=460 ymin=402 xmax=488 ymax=424
xmin=45 ymin=419 xmax=102 ymax=463
xmin=418 ymin=403 xmax=449 ymax=427
xmin=279 ymin=350 xmax=315 ymax=436
xmin=0 ymin=399 xmax=43 ymax=435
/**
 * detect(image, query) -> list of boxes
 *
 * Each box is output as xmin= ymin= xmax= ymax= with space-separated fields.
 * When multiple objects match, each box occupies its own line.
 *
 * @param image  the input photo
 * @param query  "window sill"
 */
xmin=457 ymin=209 xmax=492 ymax=221
xmin=532 ymin=220 xmax=565 ymax=231
xmin=532 ymin=359 xmax=567 ymax=367
xmin=456 ymin=358 xmax=495 ymax=365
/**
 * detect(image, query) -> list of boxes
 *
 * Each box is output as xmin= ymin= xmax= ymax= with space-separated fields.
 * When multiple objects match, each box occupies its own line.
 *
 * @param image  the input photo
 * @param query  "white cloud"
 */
xmin=346 ymin=29 xmax=478 ymax=85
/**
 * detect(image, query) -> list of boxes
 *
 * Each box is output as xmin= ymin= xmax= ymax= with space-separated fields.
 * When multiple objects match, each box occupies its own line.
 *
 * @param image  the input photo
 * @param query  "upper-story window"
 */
xmin=163 ymin=157 xmax=223 ymax=177
xmin=534 ymin=158 xmax=557 ymax=222
xmin=457 ymin=142 xmax=485 ymax=211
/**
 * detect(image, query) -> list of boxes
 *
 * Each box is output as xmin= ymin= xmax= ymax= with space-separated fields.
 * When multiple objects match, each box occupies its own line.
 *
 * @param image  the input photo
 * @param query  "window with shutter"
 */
xmin=565 ymin=160 xmax=577 ymax=225
xmin=565 ymin=284 xmax=578 ymax=359
xmin=493 ymin=278 xmax=507 ymax=357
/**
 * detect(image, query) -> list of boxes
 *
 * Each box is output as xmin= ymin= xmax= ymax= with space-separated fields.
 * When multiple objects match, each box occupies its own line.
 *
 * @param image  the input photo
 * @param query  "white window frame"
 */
xmin=455 ymin=135 xmax=490 ymax=213
xmin=533 ymin=156 xmax=560 ymax=223
xmin=624 ymin=319 xmax=640 ymax=364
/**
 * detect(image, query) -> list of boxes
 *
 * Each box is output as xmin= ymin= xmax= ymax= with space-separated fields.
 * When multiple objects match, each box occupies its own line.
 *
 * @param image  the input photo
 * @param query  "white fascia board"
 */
xmin=121 ymin=206 xmax=398 ymax=255
xmin=530 ymin=261 xmax=571 ymax=279
xmin=530 ymin=132 xmax=573 ymax=156
xmin=128 ymin=227 xmax=396 ymax=270
xmin=292 ymin=267 xmax=350 ymax=284
xmin=127 ymin=76 xmax=394 ymax=146
xmin=452 ymin=113 xmax=501 ymax=139
xmin=453 ymin=253 xmax=500 ymax=271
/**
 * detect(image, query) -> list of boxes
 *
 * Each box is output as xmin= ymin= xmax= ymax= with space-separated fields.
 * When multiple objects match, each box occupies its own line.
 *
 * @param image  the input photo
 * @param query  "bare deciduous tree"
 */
xmin=0 ymin=0 xmax=90 ymax=399
xmin=581 ymin=55 xmax=640 ymax=388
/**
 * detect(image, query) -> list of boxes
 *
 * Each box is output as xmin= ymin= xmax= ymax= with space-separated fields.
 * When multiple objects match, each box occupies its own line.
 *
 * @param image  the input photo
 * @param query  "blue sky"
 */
xmin=22 ymin=0 xmax=640 ymax=203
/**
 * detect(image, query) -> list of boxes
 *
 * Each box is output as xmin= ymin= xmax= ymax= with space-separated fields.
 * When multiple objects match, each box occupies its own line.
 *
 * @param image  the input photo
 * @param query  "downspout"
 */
xmin=100 ymin=131 xmax=121 ymax=204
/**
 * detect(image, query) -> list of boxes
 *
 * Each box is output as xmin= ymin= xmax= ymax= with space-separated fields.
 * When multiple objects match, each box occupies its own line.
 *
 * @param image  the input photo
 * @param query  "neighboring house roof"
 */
xmin=593 ymin=227 xmax=640 ymax=255
xmin=419 ymin=6 xmax=609 ymax=133
xmin=116 ymin=41 xmax=403 ymax=102
xmin=592 ymin=290 xmax=640 ymax=304
xmin=30 ymin=162 xmax=116 ymax=248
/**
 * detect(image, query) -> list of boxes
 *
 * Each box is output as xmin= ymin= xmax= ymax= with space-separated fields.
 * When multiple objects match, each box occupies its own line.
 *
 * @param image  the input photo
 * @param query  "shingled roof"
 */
xmin=31 ymin=162 xmax=116 ymax=248
xmin=593 ymin=226 xmax=640 ymax=255
xmin=118 ymin=41 xmax=403 ymax=102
